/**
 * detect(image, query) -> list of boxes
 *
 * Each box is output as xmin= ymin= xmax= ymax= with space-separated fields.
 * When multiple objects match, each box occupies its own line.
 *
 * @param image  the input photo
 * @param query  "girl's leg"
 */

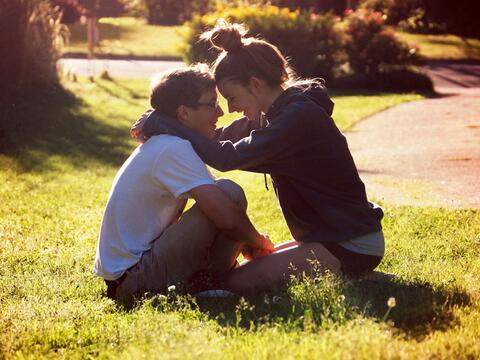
xmin=223 ymin=242 xmax=341 ymax=295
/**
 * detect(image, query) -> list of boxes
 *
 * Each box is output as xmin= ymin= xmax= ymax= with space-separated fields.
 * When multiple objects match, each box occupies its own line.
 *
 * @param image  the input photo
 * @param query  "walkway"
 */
xmin=346 ymin=63 xmax=480 ymax=208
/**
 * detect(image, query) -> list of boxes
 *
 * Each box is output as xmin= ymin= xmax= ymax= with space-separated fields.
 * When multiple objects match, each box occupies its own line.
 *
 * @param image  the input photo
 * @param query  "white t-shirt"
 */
xmin=93 ymin=135 xmax=215 ymax=280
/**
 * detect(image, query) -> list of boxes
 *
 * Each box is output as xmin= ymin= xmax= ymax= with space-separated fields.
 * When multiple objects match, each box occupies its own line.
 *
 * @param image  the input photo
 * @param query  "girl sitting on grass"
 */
xmin=132 ymin=20 xmax=385 ymax=294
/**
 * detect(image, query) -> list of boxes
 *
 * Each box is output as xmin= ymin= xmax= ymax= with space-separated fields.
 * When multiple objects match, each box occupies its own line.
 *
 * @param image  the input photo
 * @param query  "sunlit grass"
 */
xmin=65 ymin=17 xmax=184 ymax=58
xmin=396 ymin=30 xmax=480 ymax=61
xmin=1 ymin=78 xmax=478 ymax=358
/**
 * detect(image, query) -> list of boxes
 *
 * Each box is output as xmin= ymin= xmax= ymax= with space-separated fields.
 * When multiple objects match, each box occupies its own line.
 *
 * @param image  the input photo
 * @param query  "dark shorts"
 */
xmin=321 ymin=242 xmax=382 ymax=276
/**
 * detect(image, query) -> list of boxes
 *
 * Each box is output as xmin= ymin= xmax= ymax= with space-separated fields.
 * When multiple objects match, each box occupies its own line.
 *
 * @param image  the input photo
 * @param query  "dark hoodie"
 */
xmin=143 ymin=85 xmax=383 ymax=244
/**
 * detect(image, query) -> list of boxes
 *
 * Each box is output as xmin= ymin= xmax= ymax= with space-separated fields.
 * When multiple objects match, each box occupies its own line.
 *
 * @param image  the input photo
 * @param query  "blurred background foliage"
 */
xmin=2 ymin=0 xmax=477 ymax=121
xmin=0 ymin=0 xmax=68 ymax=100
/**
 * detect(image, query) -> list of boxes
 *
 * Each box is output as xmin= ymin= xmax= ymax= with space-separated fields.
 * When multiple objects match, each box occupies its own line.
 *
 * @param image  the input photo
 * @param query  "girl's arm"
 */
xmin=142 ymin=104 xmax=310 ymax=172
xmin=214 ymin=115 xmax=262 ymax=143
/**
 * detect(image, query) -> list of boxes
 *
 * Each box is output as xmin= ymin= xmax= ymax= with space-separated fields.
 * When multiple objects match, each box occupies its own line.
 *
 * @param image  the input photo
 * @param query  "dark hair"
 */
xmin=201 ymin=19 xmax=321 ymax=88
xmin=150 ymin=64 xmax=216 ymax=117
xmin=200 ymin=20 xmax=290 ymax=87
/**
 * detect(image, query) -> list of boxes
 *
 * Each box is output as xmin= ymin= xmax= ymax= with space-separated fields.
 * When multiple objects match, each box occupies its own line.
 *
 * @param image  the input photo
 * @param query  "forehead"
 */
xmin=217 ymin=79 xmax=247 ymax=96
xmin=198 ymin=88 xmax=217 ymax=101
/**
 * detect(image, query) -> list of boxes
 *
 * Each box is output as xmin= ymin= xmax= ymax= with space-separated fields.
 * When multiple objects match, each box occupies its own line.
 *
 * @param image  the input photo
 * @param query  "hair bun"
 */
xmin=204 ymin=20 xmax=247 ymax=52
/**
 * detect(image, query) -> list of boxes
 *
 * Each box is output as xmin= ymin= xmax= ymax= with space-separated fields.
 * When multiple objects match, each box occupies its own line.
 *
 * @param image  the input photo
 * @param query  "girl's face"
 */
xmin=217 ymin=79 xmax=262 ymax=120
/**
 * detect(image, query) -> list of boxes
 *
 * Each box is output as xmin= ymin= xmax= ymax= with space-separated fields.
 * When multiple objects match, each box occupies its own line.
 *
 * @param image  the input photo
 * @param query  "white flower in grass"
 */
xmin=387 ymin=297 xmax=396 ymax=308
xmin=167 ymin=285 xmax=176 ymax=292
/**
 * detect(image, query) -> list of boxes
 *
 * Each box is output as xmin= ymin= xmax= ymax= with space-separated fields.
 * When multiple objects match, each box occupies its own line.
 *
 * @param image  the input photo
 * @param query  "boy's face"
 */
xmin=178 ymin=88 xmax=224 ymax=139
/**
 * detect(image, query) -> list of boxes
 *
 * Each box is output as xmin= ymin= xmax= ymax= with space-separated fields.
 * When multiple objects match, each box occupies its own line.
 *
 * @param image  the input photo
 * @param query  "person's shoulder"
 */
xmin=148 ymin=135 xmax=204 ymax=167
xmin=144 ymin=134 xmax=193 ymax=152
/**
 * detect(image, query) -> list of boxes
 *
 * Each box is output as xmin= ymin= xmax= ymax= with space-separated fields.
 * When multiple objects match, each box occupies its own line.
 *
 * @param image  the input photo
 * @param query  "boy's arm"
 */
xmin=189 ymin=184 xmax=273 ymax=251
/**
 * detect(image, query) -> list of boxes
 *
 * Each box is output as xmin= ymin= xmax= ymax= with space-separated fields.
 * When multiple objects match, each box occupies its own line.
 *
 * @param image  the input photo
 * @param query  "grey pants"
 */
xmin=115 ymin=179 xmax=247 ymax=306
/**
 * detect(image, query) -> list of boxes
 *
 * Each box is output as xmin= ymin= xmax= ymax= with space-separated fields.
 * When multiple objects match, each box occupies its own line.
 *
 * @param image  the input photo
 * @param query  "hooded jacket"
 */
xmin=143 ymin=85 xmax=383 ymax=243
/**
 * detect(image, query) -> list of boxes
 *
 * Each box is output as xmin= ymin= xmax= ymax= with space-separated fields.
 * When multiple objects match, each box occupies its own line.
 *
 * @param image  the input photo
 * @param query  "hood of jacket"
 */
xmin=265 ymin=83 xmax=334 ymax=121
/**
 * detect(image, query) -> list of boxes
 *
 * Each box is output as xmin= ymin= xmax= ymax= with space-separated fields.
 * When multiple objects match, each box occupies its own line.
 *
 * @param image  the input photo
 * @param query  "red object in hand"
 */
xmin=242 ymin=245 xmax=273 ymax=261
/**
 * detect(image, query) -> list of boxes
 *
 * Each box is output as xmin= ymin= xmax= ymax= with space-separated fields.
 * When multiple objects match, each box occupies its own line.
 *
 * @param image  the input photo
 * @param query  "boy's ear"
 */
xmin=176 ymin=105 xmax=189 ymax=122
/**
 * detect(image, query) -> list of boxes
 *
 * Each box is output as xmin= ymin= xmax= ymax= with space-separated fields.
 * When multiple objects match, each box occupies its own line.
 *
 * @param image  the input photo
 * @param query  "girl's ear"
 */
xmin=247 ymin=76 xmax=263 ymax=95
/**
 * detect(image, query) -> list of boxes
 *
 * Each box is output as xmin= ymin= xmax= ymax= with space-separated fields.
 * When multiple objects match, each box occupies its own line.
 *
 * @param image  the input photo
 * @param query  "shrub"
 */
xmin=143 ymin=0 xmax=214 ymax=25
xmin=0 ymin=0 xmax=68 ymax=106
xmin=359 ymin=0 xmax=478 ymax=37
xmin=344 ymin=9 xmax=417 ymax=75
xmin=183 ymin=5 xmax=345 ymax=82
xmin=49 ymin=0 xmax=85 ymax=23
xmin=359 ymin=0 xmax=420 ymax=25
xmin=334 ymin=67 xmax=433 ymax=92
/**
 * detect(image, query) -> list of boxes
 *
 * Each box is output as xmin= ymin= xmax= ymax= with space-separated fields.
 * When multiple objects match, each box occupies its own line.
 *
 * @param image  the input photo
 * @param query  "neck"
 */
xmin=260 ymin=85 xmax=285 ymax=113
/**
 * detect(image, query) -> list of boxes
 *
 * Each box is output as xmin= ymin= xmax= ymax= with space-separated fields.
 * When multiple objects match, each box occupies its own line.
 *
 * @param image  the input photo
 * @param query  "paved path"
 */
xmin=58 ymin=58 xmax=184 ymax=79
xmin=346 ymin=63 xmax=480 ymax=208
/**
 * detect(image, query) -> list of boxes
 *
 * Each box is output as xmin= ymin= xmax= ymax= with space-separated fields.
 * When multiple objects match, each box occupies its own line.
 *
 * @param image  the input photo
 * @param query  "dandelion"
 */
xmin=167 ymin=285 xmax=176 ymax=292
xmin=382 ymin=296 xmax=397 ymax=322
xmin=387 ymin=297 xmax=396 ymax=308
xmin=158 ymin=294 xmax=167 ymax=301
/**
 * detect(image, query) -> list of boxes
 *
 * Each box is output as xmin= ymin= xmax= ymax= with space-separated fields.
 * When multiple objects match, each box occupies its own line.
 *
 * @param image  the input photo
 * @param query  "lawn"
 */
xmin=1 ymin=78 xmax=479 ymax=358
xmin=64 ymin=17 xmax=184 ymax=59
xmin=396 ymin=30 xmax=480 ymax=61
xmin=64 ymin=17 xmax=480 ymax=62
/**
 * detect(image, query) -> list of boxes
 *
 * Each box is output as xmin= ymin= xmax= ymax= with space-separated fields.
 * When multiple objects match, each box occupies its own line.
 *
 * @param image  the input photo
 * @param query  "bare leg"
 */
xmin=274 ymin=240 xmax=300 ymax=251
xmin=223 ymin=242 xmax=341 ymax=295
xmin=201 ymin=179 xmax=249 ymax=275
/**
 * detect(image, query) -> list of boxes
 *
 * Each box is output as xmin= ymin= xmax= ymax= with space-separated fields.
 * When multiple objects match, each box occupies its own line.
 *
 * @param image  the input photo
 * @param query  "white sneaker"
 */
xmin=194 ymin=289 xmax=235 ymax=298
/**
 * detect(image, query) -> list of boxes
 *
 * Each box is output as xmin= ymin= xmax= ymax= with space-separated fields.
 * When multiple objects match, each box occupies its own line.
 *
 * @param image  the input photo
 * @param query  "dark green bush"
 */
xmin=49 ymin=0 xmax=85 ymax=23
xmin=359 ymin=0 xmax=478 ymax=37
xmin=144 ymin=0 xmax=214 ymax=25
xmin=183 ymin=5 xmax=345 ymax=82
xmin=344 ymin=9 xmax=418 ymax=75
xmin=334 ymin=67 xmax=433 ymax=92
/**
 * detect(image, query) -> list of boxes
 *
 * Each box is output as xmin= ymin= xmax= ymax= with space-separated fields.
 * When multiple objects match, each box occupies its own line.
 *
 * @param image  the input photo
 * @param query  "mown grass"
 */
xmin=64 ymin=17 xmax=183 ymax=59
xmin=396 ymin=30 xmax=480 ymax=61
xmin=1 ymin=78 xmax=479 ymax=359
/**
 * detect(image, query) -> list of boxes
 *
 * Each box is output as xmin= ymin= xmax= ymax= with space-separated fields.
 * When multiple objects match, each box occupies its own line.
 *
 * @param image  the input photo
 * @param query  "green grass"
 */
xmin=1 ymin=78 xmax=479 ymax=358
xmin=65 ymin=17 xmax=183 ymax=59
xmin=396 ymin=30 xmax=480 ymax=61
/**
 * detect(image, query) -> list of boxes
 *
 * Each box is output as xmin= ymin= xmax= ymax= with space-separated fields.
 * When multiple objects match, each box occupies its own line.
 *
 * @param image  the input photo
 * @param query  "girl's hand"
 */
xmin=130 ymin=109 xmax=153 ymax=143
xmin=243 ymin=234 xmax=274 ymax=260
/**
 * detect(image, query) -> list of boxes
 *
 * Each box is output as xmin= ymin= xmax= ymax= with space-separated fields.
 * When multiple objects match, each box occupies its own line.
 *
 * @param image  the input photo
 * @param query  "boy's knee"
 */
xmin=215 ymin=179 xmax=247 ymax=211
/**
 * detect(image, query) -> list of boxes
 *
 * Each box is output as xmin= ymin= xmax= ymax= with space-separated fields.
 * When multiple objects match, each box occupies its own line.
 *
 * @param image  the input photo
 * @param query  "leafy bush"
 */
xmin=0 ymin=0 xmax=68 ymax=107
xmin=49 ymin=0 xmax=85 ymax=23
xmin=143 ymin=0 xmax=214 ymax=25
xmin=334 ymin=67 xmax=433 ymax=92
xmin=183 ymin=5 xmax=345 ymax=81
xmin=344 ymin=9 xmax=417 ymax=75
xmin=359 ymin=0 xmax=478 ymax=37
xmin=359 ymin=0 xmax=420 ymax=25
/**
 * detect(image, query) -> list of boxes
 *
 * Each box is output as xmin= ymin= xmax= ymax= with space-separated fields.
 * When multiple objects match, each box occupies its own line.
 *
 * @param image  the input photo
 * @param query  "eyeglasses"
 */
xmin=192 ymin=100 xmax=220 ymax=110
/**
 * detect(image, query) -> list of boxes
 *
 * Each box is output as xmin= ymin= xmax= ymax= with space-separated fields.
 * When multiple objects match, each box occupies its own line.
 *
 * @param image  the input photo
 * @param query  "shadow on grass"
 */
xmin=0 ymin=85 xmax=133 ymax=172
xmin=143 ymin=273 xmax=470 ymax=339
